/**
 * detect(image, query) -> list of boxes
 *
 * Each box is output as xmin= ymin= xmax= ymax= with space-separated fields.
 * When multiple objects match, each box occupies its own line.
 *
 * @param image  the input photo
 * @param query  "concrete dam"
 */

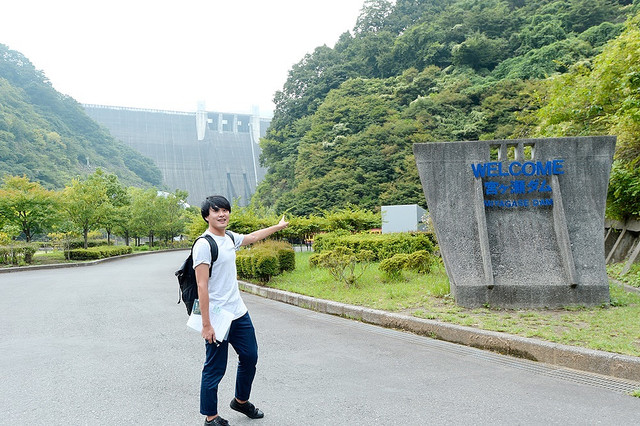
xmin=84 ymin=104 xmax=270 ymax=206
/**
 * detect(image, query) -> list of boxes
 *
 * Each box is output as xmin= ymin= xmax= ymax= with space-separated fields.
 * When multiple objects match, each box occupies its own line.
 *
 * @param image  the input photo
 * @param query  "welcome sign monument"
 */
xmin=413 ymin=136 xmax=616 ymax=308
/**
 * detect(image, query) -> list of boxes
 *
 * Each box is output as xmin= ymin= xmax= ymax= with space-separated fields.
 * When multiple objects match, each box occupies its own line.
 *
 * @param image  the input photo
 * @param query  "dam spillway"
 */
xmin=84 ymin=104 xmax=269 ymax=206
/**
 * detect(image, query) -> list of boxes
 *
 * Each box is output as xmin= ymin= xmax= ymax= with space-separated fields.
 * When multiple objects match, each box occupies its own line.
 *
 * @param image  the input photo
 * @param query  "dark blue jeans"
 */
xmin=200 ymin=312 xmax=258 ymax=416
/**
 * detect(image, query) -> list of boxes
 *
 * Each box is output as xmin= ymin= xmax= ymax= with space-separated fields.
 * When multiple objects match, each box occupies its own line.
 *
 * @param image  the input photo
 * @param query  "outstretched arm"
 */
xmin=240 ymin=215 xmax=289 ymax=246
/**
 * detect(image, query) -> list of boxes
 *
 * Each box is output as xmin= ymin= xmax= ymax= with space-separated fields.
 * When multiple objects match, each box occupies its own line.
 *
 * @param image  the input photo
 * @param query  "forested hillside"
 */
xmin=255 ymin=0 xmax=639 ymax=216
xmin=0 ymin=44 xmax=162 ymax=189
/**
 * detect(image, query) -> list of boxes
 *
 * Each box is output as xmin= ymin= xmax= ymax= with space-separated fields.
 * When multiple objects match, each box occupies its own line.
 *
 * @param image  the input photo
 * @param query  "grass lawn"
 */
xmin=265 ymin=252 xmax=640 ymax=358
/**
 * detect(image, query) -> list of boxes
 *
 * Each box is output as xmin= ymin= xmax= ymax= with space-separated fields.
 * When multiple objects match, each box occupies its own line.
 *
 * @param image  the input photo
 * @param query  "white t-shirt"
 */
xmin=192 ymin=230 xmax=247 ymax=320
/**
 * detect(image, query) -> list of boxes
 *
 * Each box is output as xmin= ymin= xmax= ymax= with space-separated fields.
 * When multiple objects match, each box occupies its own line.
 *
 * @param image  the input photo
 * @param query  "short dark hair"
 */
xmin=201 ymin=195 xmax=231 ymax=222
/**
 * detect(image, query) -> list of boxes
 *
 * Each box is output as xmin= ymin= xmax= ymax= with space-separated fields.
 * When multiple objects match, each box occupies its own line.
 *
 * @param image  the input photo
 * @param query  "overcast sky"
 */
xmin=0 ymin=0 xmax=367 ymax=117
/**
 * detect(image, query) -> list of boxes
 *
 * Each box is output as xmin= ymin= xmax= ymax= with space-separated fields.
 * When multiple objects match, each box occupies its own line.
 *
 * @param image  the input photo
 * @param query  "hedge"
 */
xmin=66 ymin=239 xmax=113 ymax=250
xmin=66 ymin=245 xmax=133 ymax=260
xmin=313 ymin=232 xmax=436 ymax=261
xmin=236 ymin=241 xmax=295 ymax=282
xmin=0 ymin=244 xmax=38 ymax=265
xmin=379 ymin=250 xmax=434 ymax=279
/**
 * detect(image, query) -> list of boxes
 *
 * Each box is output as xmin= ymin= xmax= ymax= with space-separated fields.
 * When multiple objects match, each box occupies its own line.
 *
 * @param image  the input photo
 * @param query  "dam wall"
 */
xmin=84 ymin=104 xmax=269 ymax=206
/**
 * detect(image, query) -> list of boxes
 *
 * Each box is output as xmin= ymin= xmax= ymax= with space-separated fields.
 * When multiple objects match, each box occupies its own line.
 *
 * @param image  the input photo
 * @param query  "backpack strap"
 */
xmin=200 ymin=235 xmax=218 ymax=277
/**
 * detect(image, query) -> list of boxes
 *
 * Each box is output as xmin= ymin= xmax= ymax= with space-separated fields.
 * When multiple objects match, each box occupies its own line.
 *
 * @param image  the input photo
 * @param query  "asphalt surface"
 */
xmin=1 ymin=250 xmax=639 ymax=425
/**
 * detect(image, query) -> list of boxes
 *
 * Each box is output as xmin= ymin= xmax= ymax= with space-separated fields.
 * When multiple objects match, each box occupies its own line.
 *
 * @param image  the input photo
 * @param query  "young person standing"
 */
xmin=193 ymin=195 xmax=288 ymax=426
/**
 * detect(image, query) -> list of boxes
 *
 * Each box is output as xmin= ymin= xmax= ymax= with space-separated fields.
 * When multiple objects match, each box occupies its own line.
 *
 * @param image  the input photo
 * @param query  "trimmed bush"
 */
xmin=236 ymin=241 xmax=295 ymax=282
xmin=67 ymin=245 xmax=132 ymax=260
xmin=407 ymin=250 xmax=433 ymax=274
xmin=257 ymin=240 xmax=296 ymax=273
xmin=279 ymin=247 xmax=296 ymax=272
xmin=379 ymin=254 xmax=411 ymax=279
xmin=254 ymin=252 xmax=279 ymax=281
xmin=379 ymin=250 xmax=434 ymax=279
xmin=67 ymin=239 xmax=112 ymax=250
xmin=313 ymin=232 xmax=436 ymax=261
xmin=155 ymin=240 xmax=192 ymax=249
xmin=236 ymin=254 xmax=252 ymax=278
xmin=0 ymin=244 xmax=38 ymax=265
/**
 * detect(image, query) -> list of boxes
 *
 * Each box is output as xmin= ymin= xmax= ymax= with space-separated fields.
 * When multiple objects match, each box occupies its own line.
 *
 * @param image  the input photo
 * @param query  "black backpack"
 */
xmin=175 ymin=231 xmax=234 ymax=315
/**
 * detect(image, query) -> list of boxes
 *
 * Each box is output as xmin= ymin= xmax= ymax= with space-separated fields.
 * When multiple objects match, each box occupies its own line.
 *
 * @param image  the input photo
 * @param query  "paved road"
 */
xmin=1 ymin=251 xmax=638 ymax=425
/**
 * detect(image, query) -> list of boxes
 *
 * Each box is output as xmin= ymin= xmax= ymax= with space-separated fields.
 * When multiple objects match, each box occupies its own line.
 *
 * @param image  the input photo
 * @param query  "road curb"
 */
xmin=239 ymin=281 xmax=640 ymax=384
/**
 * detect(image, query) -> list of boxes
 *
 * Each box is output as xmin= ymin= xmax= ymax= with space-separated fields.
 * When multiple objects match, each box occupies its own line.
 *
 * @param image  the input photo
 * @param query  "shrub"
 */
xmin=257 ymin=240 xmax=296 ymax=272
xmin=67 ymin=245 xmax=132 ymax=260
xmin=155 ymin=240 xmax=192 ymax=249
xmin=67 ymin=239 xmax=112 ymax=250
xmin=236 ymin=240 xmax=295 ymax=282
xmin=0 ymin=243 xmax=38 ymax=265
xmin=237 ymin=249 xmax=280 ymax=281
xmin=313 ymin=232 xmax=435 ymax=260
xmin=379 ymin=250 xmax=434 ymax=280
xmin=309 ymin=253 xmax=323 ymax=268
xmin=379 ymin=254 xmax=411 ymax=280
xmin=407 ymin=250 xmax=433 ymax=274
xmin=322 ymin=206 xmax=380 ymax=232
xmin=236 ymin=254 xmax=252 ymax=278
xmin=310 ymin=246 xmax=374 ymax=287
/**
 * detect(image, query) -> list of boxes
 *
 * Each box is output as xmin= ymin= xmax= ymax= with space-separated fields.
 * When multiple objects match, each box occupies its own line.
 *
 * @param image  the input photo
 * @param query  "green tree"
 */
xmin=354 ymin=0 xmax=394 ymax=34
xmin=254 ymin=0 xmax=632 ymax=214
xmin=156 ymin=190 xmax=189 ymax=243
xmin=114 ymin=187 xmax=138 ymax=246
xmin=89 ymin=170 xmax=130 ymax=245
xmin=129 ymin=188 xmax=163 ymax=247
xmin=62 ymin=170 xmax=109 ymax=248
xmin=606 ymin=161 xmax=640 ymax=221
xmin=516 ymin=18 xmax=566 ymax=51
xmin=0 ymin=175 xmax=60 ymax=242
xmin=562 ymin=0 xmax=621 ymax=34
xmin=535 ymin=12 xmax=640 ymax=219
xmin=186 ymin=208 xmax=207 ymax=241
xmin=451 ymin=33 xmax=508 ymax=70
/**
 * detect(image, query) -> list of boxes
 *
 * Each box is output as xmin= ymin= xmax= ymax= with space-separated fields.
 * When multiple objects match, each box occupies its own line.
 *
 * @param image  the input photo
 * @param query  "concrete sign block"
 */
xmin=413 ymin=136 xmax=616 ymax=308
